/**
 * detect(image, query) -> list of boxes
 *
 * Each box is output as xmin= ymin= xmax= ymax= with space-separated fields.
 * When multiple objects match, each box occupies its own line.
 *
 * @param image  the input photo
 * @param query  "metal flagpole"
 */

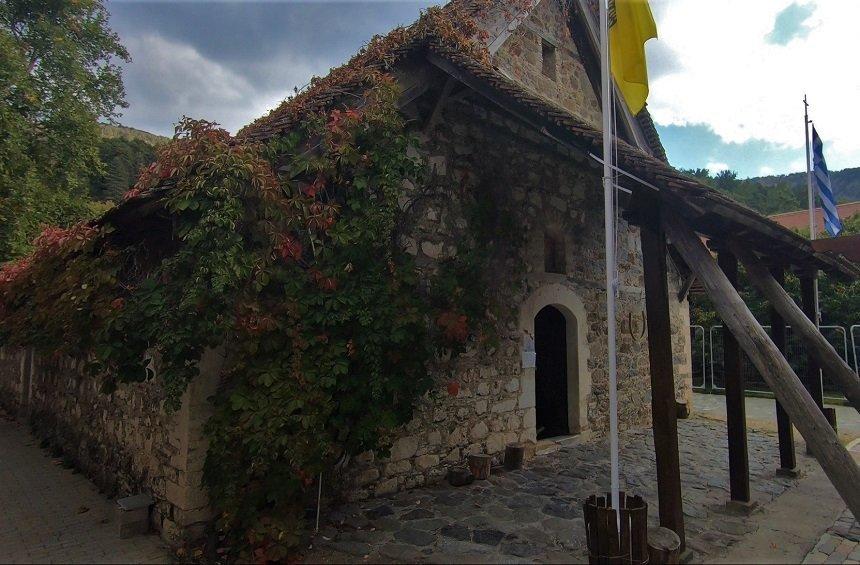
xmin=804 ymin=96 xmax=824 ymax=403
xmin=599 ymin=0 xmax=620 ymax=516
xmin=805 ymin=95 xmax=816 ymax=243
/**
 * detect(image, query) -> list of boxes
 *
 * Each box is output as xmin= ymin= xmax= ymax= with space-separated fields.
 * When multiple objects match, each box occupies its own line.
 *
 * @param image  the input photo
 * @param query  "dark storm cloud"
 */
xmin=106 ymin=1 xmax=436 ymax=134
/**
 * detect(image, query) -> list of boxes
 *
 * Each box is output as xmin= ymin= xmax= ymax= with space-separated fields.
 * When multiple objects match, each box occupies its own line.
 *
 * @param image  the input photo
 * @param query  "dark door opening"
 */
xmin=535 ymin=305 xmax=570 ymax=439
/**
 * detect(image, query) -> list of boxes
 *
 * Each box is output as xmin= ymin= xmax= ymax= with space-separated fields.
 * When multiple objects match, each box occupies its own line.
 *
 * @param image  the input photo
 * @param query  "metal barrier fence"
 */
xmin=691 ymin=324 xmax=857 ymax=401
xmin=853 ymin=325 xmax=860 ymax=383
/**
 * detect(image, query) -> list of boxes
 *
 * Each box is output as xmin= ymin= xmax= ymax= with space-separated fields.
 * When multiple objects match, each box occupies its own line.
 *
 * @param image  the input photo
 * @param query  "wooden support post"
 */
xmin=665 ymin=215 xmax=860 ymax=519
xmin=717 ymin=250 xmax=751 ymax=505
xmin=800 ymin=274 xmax=826 ymax=411
xmin=640 ymin=201 xmax=686 ymax=551
xmin=730 ymin=243 xmax=860 ymax=413
xmin=769 ymin=267 xmax=797 ymax=474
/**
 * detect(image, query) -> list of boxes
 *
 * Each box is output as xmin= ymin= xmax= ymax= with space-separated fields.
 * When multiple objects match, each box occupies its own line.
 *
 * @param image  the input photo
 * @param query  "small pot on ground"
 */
xmin=447 ymin=467 xmax=474 ymax=487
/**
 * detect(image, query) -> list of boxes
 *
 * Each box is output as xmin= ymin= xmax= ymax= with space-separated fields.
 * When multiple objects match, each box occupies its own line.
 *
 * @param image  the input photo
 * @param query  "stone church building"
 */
xmin=282 ymin=0 xmax=695 ymax=499
xmin=0 ymin=0 xmax=700 ymax=540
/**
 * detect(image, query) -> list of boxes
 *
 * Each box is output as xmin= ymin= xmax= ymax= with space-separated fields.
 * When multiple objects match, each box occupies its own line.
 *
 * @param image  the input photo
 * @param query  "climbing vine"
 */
xmin=0 ymin=3 xmax=534 ymax=559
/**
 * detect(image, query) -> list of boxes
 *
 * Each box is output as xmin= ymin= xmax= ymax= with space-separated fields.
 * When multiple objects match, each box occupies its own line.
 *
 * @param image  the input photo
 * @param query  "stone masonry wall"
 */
xmin=492 ymin=0 xmax=602 ymax=127
xmin=343 ymin=93 xmax=692 ymax=499
xmin=0 ymin=346 xmax=222 ymax=543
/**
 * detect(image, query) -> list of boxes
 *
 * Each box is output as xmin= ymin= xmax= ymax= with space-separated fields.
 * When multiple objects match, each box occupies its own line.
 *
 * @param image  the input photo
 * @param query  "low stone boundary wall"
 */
xmin=0 ymin=346 xmax=221 ymax=543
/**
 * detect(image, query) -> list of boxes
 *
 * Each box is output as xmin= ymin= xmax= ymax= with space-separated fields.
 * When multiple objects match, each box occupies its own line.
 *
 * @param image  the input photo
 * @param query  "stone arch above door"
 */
xmin=518 ymin=283 xmax=591 ymax=441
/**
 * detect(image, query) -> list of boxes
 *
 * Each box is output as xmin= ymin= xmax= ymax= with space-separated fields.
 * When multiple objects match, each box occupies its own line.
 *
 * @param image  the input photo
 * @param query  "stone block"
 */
xmin=390 ymin=436 xmax=419 ymax=461
xmin=421 ymin=241 xmax=444 ymax=259
xmin=492 ymin=399 xmax=517 ymax=413
xmin=375 ymin=478 xmax=399 ymax=497
xmin=475 ymin=400 xmax=488 ymax=414
xmin=356 ymin=468 xmax=380 ymax=486
xmin=446 ymin=427 xmax=464 ymax=447
xmin=384 ymin=460 xmax=412 ymax=477
xmin=414 ymin=454 xmax=439 ymax=471
xmin=116 ymin=493 xmax=153 ymax=539
xmin=470 ymin=421 xmax=489 ymax=440
xmin=486 ymin=433 xmax=506 ymax=454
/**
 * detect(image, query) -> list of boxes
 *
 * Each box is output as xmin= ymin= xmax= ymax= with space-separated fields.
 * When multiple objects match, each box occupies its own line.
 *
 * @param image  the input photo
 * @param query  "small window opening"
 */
xmin=541 ymin=40 xmax=557 ymax=80
xmin=544 ymin=231 xmax=565 ymax=274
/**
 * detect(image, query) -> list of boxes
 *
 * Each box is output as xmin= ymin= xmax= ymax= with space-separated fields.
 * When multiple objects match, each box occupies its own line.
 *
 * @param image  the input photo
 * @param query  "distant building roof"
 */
xmin=768 ymin=201 xmax=860 ymax=235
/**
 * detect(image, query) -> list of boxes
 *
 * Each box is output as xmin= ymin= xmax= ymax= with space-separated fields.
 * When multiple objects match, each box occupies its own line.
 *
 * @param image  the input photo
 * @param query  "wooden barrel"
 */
xmin=647 ymin=527 xmax=681 ymax=564
xmin=467 ymin=454 xmax=492 ymax=480
xmin=583 ymin=492 xmax=649 ymax=564
xmin=504 ymin=443 xmax=526 ymax=470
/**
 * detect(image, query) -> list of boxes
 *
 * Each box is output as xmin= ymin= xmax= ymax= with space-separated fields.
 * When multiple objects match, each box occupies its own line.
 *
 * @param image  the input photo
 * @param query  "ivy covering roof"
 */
xmin=181 ymin=1 xmax=860 ymax=277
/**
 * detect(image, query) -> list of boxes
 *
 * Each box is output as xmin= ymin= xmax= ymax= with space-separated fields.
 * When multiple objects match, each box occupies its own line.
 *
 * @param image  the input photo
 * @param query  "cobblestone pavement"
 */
xmin=308 ymin=418 xmax=815 ymax=563
xmin=0 ymin=414 xmax=171 ymax=564
xmin=802 ymin=509 xmax=860 ymax=564
xmin=803 ymin=440 xmax=860 ymax=565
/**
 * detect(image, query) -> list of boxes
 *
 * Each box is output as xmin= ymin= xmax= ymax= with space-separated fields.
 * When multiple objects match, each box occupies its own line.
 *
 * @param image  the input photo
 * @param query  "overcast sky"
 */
xmin=105 ymin=0 xmax=860 ymax=178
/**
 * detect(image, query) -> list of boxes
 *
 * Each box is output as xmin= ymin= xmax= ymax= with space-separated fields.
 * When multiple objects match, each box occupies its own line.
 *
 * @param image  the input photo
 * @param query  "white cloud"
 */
xmin=758 ymin=165 xmax=776 ymax=176
xmin=120 ymin=34 xmax=318 ymax=134
xmin=706 ymin=161 xmax=730 ymax=173
xmin=646 ymin=0 xmax=860 ymax=170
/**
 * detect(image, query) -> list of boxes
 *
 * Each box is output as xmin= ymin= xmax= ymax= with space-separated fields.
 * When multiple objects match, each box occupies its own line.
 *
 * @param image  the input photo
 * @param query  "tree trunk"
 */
xmin=664 ymin=215 xmax=860 ymax=519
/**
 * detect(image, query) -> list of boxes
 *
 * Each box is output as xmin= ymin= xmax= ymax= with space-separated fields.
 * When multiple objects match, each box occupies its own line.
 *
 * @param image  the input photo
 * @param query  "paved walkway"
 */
xmin=694 ymin=392 xmax=860 ymax=445
xmin=308 ymin=418 xmax=818 ymax=563
xmin=804 ymin=509 xmax=860 ymax=564
xmin=802 ymin=440 xmax=860 ymax=565
xmin=0 ymin=413 xmax=170 ymax=564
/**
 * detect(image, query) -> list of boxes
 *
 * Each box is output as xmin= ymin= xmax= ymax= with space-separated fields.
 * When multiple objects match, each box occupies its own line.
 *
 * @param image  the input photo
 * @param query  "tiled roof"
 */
xmin=138 ymin=2 xmax=859 ymax=278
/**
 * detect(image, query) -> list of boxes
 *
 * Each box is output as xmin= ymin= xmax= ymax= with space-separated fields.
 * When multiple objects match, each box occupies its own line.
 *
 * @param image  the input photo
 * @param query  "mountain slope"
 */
xmin=750 ymin=167 xmax=860 ymax=203
xmin=98 ymin=123 xmax=169 ymax=146
xmin=90 ymin=124 xmax=165 ymax=202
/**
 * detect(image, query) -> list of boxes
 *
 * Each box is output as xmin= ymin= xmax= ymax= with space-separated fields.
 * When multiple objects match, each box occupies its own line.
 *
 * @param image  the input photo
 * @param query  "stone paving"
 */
xmin=803 ymin=438 xmax=860 ymax=565
xmin=307 ymin=417 xmax=815 ymax=563
xmin=803 ymin=509 xmax=860 ymax=564
xmin=0 ymin=413 xmax=171 ymax=564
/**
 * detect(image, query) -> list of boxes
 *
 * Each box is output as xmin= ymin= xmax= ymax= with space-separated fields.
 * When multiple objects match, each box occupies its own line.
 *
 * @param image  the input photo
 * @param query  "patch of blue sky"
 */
xmin=766 ymin=2 xmax=815 ymax=46
xmin=656 ymin=124 xmax=805 ymax=179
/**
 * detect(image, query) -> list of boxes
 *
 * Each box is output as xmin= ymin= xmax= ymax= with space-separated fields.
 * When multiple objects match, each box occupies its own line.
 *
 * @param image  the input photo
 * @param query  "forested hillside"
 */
xmin=753 ymin=167 xmax=860 ymax=203
xmin=682 ymin=166 xmax=860 ymax=216
xmin=89 ymin=124 xmax=165 ymax=202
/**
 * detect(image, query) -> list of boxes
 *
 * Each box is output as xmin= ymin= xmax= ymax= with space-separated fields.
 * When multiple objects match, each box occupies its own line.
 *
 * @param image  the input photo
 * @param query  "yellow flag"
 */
xmin=609 ymin=0 xmax=657 ymax=115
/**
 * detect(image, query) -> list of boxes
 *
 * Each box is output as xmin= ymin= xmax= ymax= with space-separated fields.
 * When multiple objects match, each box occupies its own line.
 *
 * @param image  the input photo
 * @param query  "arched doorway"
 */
xmin=535 ymin=305 xmax=570 ymax=439
xmin=519 ymin=283 xmax=591 ymax=441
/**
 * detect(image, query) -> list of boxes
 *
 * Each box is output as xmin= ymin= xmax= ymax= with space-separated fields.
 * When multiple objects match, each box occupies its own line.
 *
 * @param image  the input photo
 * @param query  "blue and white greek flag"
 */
xmin=812 ymin=126 xmax=842 ymax=237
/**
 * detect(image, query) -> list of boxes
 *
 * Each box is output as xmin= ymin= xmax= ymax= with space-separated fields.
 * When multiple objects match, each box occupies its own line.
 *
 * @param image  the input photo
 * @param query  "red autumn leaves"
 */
xmin=436 ymin=310 xmax=468 ymax=344
xmin=278 ymin=235 xmax=303 ymax=263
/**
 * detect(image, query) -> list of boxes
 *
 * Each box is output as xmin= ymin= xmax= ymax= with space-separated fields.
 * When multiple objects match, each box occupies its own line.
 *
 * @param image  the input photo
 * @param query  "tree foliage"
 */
xmin=682 ymin=167 xmax=806 ymax=215
xmin=0 ymin=0 xmax=129 ymax=259
xmin=89 ymin=136 xmax=157 ymax=201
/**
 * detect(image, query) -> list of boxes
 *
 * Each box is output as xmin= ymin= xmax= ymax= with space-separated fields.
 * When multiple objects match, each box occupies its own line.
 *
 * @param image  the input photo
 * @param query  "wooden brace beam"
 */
xmin=677 ymin=274 xmax=696 ymax=303
xmin=664 ymin=215 xmax=860 ymax=518
xmin=730 ymin=242 xmax=860 ymax=413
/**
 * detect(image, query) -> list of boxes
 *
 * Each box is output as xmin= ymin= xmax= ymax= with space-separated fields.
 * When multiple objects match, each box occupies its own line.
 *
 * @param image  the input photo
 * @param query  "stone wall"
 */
xmin=343 ymin=92 xmax=692 ymax=499
xmin=492 ymin=0 xmax=602 ymax=127
xmin=0 ymin=346 xmax=222 ymax=543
